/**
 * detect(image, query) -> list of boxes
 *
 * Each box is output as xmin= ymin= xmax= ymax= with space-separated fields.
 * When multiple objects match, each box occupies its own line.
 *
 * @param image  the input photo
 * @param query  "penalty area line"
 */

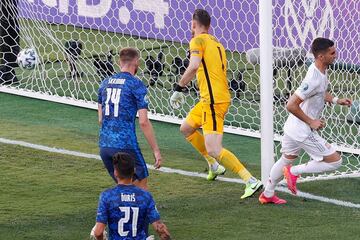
xmin=1 ymin=137 xmax=359 ymax=209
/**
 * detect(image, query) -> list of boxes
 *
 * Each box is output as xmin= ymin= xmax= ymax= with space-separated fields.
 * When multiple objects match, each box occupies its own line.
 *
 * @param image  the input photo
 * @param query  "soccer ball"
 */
xmin=17 ymin=48 xmax=38 ymax=70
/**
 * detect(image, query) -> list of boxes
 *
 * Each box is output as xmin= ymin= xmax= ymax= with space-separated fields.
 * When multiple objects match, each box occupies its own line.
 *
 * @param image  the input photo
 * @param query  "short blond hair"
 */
xmin=119 ymin=47 xmax=140 ymax=62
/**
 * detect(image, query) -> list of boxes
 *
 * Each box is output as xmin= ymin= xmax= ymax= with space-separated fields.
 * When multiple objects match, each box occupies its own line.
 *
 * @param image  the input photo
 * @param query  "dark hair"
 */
xmin=112 ymin=152 xmax=135 ymax=179
xmin=119 ymin=47 xmax=140 ymax=62
xmin=311 ymin=38 xmax=334 ymax=58
xmin=193 ymin=9 xmax=211 ymax=28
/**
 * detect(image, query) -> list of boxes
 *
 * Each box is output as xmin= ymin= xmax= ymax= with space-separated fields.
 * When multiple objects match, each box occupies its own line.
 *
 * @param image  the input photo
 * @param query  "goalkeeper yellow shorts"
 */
xmin=185 ymin=102 xmax=230 ymax=135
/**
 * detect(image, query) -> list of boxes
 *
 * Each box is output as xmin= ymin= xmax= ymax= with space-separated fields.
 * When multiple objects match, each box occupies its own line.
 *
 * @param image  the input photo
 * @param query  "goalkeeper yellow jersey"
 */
xmin=189 ymin=33 xmax=231 ymax=104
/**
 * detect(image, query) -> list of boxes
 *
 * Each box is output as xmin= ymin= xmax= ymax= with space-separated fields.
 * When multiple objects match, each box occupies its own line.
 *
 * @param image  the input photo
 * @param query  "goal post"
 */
xmin=259 ymin=0 xmax=274 ymax=184
xmin=0 ymin=0 xmax=359 ymax=181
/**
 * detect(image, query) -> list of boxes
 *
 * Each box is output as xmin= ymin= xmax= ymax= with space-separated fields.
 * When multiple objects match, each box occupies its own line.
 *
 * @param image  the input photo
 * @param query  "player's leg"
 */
xmin=129 ymin=149 xmax=151 ymax=237
xmin=261 ymin=135 xmax=299 ymax=202
xmin=260 ymin=154 xmax=294 ymax=204
xmin=133 ymin=178 xmax=148 ymax=191
xmin=203 ymin=103 xmax=262 ymax=198
xmin=284 ymin=133 xmax=341 ymax=194
xmin=260 ymin=156 xmax=294 ymax=204
xmin=290 ymin=133 xmax=341 ymax=175
xmin=180 ymin=102 xmax=225 ymax=180
xmin=130 ymin=149 xmax=149 ymax=190
xmin=99 ymin=147 xmax=118 ymax=182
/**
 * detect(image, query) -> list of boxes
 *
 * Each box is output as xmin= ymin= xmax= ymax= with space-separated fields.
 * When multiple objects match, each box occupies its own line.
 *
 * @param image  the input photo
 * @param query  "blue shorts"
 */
xmin=99 ymin=147 xmax=149 ymax=182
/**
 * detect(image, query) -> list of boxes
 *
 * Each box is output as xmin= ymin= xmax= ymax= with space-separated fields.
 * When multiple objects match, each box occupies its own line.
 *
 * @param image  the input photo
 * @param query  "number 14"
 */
xmin=105 ymin=88 xmax=121 ymax=117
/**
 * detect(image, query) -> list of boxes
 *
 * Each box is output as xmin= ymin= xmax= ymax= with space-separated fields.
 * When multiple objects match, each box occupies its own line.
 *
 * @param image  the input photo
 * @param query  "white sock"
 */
xmin=264 ymin=156 xmax=293 ymax=198
xmin=291 ymin=159 xmax=342 ymax=176
xmin=210 ymin=161 xmax=220 ymax=171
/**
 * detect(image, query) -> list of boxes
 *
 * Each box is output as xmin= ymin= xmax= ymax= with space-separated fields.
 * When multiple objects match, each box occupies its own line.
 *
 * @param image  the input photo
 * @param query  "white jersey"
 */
xmin=284 ymin=63 xmax=329 ymax=141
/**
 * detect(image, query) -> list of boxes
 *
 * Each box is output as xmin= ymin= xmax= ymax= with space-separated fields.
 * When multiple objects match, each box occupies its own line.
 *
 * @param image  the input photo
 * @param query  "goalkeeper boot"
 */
xmin=259 ymin=192 xmax=287 ymax=204
xmin=206 ymin=164 xmax=226 ymax=181
xmin=283 ymin=165 xmax=299 ymax=195
xmin=241 ymin=178 xmax=263 ymax=199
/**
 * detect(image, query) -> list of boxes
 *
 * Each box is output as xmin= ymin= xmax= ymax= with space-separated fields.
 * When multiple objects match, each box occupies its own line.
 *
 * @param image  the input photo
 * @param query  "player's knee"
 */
xmin=324 ymin=151 xmax=341 ymax=162
xmin=328 ymin=158 xmax=342 ymax=171
xmin=180 ymin=123 xmax=194 ymax=137
xmin=134 ymin=178 xmax=148 ymax=191
xmin=334 ymin=152 xmax=341 ymax=161
xmin=207 ymin=147 xmax=221 ymax=159
xmin=283 ymin=154 xmax=297 ymax=160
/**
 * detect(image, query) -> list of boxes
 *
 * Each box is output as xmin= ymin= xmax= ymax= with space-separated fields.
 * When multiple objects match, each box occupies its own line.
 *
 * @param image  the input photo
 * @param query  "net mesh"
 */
xmin=1 ymin=0 xmax=359 ymax=179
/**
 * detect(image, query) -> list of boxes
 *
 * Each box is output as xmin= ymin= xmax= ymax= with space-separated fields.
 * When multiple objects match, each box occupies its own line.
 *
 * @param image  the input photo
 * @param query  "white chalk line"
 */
xmin=1 ymin=137 xmax=359 ymax=209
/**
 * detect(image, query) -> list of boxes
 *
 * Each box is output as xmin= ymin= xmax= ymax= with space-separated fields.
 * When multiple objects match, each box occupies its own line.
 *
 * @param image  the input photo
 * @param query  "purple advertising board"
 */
xmin=19 ymin=0 xmax=358 ymax=63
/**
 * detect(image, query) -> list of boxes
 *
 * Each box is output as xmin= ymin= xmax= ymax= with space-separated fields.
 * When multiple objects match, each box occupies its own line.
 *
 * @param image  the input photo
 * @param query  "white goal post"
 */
xmin=1 ymin=0 xmax=359 ymax=182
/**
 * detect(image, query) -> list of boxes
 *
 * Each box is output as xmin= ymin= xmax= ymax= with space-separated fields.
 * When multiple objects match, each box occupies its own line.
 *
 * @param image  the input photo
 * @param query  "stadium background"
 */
xmin=0 ymin=0 xmax=359 ymax=239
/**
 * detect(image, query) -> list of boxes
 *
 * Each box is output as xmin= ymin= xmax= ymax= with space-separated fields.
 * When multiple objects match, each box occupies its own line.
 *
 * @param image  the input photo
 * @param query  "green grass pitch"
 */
xmin=0 ymin=93 xmax=359 ymax=240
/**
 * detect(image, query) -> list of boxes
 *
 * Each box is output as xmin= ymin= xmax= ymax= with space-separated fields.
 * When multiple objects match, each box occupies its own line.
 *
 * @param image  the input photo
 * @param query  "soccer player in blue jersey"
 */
xmin=98 ymin=47 xmax=162 ymax=190
xmin=92 ymin=152 xmax=171 ymax=240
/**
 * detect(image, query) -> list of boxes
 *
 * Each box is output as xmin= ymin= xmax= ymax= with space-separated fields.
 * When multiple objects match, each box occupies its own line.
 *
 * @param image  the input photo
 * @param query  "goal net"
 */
xmin=0 ymin=0 xmax=358 ymax=180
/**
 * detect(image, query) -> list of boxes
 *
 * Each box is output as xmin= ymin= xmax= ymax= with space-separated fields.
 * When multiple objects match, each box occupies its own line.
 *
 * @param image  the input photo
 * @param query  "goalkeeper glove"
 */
xmin=170 ymin=84 xmax=186 ymax=109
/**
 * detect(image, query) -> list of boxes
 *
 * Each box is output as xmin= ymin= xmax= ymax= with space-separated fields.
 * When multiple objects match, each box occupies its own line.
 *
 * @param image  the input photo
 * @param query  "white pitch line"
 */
xmin=1 ymin=137 xmax=360 ymax=209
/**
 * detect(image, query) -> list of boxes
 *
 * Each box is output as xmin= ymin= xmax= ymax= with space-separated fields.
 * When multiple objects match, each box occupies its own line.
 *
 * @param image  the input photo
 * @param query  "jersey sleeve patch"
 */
xmin=134 ymin=80 xmax=149 ymax=110
xmin=294 ymin=80 xmax=319 ymax=100
xmin=190 ymin=37 xmax=204 ymax=58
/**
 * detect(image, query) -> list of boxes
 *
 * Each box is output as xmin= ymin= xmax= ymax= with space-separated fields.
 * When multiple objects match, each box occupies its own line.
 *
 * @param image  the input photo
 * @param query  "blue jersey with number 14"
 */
xmin=98 ymin=72 xmax=148 ymax=149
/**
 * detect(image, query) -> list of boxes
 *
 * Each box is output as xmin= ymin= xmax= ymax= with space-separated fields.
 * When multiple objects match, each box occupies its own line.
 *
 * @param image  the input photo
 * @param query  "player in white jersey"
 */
xmin=259 ymin=38 xmax=352 ymax=204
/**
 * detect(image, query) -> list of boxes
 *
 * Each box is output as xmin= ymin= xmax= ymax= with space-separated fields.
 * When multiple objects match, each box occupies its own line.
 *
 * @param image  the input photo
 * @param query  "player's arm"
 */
xmin=152 ymin=220 xmax=171 ymax=240
xmin=286 ymin=93 xmax=325 ymax=130
xmin=92 ymin=222 xmax=106 ymax=240
xmin=178 ymin=55 xmax=201 ymax=87
xmin=138 ymin=109 xmax=162 ymax=168
xmin=92 ymin=192 xmax=108 ymax=240
xmin=170 ymin=56 xmax=202 ymax=109
xmin=324 ymin=91 xmax=352 ymax=106
xmin=98 ymin=104 xmax=102 ymax=125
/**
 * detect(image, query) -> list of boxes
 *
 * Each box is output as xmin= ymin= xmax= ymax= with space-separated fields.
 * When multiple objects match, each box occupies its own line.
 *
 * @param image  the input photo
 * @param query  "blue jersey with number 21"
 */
xmin=96 ymin=184 xmax=161 ymax=240
xmin=98 ymin=72 xmax=148 ymax=149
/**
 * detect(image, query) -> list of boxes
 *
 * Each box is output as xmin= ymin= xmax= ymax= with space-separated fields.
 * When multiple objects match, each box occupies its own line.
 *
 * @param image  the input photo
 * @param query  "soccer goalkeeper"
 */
xmin=170 ymin=9 xmax=262 ymax=199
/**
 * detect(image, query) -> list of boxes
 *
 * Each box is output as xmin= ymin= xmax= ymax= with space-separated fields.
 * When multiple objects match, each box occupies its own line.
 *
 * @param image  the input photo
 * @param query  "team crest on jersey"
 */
xmin=300 ymin=83 xmax=309 ymax=92
xmin=144 ymin=95 xmax=149 ymax=104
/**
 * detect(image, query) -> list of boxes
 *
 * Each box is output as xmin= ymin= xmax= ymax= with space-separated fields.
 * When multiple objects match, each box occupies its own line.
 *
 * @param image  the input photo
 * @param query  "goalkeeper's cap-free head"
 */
xmin=311 ymin=38 xmax=335 ymax=58
xmin=193 ymin=9 xmax=211 ymax=28
xmin=112 ymin=152 xmax=135 ymax=179
xmin=119 ymin=47 xmax=140 ymax=63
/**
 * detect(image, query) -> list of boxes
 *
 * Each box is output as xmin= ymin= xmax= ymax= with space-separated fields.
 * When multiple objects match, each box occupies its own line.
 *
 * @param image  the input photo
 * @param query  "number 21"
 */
xmin=118 ymin=207 xmax=139 ymax=237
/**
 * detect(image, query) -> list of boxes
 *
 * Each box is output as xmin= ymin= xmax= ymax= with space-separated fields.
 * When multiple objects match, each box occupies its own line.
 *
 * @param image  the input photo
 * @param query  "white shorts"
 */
xmin=281 ymin=132 xmax=336 ymax=161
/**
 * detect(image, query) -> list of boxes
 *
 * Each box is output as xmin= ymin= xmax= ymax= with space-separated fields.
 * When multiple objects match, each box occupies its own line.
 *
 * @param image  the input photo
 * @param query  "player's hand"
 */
xmin=170 ymin=91 xmax=185 ymax=109
xmin=337 ymin=98 xmax=352 ymax=107
xmin=153 ymin=150 xmax=162 ymax=169
xmin=170 ymin=84 xmax=186 ymax=109
xmin=309 ymin=119 xmax=326 ymax=130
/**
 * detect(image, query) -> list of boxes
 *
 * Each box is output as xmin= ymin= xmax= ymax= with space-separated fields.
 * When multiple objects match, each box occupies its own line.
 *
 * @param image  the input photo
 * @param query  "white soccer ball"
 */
xmin=17 ymin=48 xmax=38 ymax=70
